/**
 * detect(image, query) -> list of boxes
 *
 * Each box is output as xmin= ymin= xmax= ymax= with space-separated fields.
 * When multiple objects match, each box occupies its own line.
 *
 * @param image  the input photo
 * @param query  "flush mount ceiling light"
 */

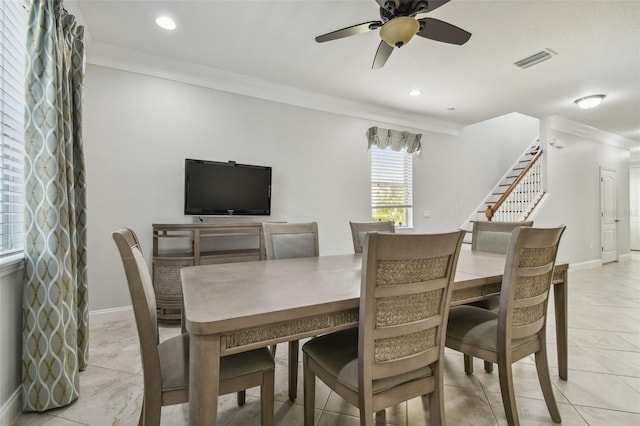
xmin=408 ymin=89 xmax=422 ymax=97
xmin=155 ymin=16 xmax=176 ymax=30
xmin=380 ymin=17 xmax=420 ymax=48
xmin=574 ymin=94 xmax=606 ymax=109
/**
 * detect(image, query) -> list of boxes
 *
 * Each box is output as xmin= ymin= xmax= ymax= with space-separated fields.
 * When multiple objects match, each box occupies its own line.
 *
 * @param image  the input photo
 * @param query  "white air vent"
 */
xmin=514 ymin=48 xmax=557 ymax=69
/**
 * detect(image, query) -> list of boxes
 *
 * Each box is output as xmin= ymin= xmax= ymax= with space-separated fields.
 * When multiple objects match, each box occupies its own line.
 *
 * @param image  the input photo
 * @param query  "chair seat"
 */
xmin=302 ymin=329 xmax=432 ymax=394
xmin=466 ymin=294 xmax=500 ymax=311
xmin=159 ymin=333 xmax=275 ymax=391
xmin=446 ymin=306 xmax=536 ymax=352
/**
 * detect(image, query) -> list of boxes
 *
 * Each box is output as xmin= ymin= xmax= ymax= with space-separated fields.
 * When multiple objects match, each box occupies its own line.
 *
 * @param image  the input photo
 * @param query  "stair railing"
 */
xmin=485 ymin=148 xmax=544 ymax=221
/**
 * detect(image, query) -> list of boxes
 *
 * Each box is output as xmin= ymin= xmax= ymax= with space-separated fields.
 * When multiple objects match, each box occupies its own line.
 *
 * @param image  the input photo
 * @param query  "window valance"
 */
xmin=367 ymin=126 xmax=422 ymax=154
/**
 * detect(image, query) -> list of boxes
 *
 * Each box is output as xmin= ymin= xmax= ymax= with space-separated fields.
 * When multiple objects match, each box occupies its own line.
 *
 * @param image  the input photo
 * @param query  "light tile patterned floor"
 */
xmin=14 ymin=253 xmax=640 ymax=425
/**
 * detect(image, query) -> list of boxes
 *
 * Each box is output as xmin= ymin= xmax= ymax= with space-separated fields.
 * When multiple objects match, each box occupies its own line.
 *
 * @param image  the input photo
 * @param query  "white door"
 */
xmin=601 ymin=168 xmax=618 ymax=263
xmin=631 ymin=166 xmax=640 ymax=250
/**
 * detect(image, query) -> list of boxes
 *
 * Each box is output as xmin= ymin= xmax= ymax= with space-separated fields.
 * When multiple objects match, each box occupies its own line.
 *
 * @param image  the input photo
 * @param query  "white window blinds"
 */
xmin=0 ymin=0 xmax=26 ymax=256
xmin=371 ymin=146 xmax=413 ymax=211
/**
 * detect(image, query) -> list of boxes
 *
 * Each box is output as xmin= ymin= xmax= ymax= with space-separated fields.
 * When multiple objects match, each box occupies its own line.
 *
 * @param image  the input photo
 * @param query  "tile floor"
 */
xmin=14 ymin=253 xmax=640 ymax=425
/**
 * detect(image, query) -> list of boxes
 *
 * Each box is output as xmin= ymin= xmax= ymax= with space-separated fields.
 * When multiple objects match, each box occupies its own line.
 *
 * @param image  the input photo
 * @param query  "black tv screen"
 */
xmin=184 ymin=159 xmax=272 ymax=216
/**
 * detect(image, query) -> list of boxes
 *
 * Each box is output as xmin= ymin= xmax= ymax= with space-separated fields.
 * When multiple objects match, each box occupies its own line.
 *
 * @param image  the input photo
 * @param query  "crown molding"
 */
xmin=85 ymin=41 xmax=463 ymax=137
xmin=547 ymin=115 xmax=636 ymax=150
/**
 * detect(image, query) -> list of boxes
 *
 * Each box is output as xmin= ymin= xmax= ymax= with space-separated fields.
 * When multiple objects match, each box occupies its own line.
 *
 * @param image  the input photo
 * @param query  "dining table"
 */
xmin=181 ymin=249 xmax=569 ymax=425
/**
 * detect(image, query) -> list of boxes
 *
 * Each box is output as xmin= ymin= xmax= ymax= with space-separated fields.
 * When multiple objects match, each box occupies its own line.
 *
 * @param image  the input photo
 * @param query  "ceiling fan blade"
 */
xmin=315 ymin=21 xmax=382 ymax=43
xmin=417 ymin=17 xmax=471 ymax=45
xmin=372 ymin=40 xmax=394 ymax=69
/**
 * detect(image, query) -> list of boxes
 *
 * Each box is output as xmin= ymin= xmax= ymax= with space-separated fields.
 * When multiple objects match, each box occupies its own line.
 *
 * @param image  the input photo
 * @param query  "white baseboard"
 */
xmin=618 ymin=253 xmax=633 ymax=262
xmin=569 ymin=252 xmax=634 ymax=271
xmin=568 ymin=259 xmax=602 ymax=271
xmin=89 ymin=306 xmax=134 ymax=325
xmin=0 ymin=387 xmax=21 ymax=426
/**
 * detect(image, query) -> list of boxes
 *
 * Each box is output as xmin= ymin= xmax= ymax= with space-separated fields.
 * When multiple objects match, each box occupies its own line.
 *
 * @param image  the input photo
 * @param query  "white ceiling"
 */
xmin=71 ymin=0 xmax=640 ymax=145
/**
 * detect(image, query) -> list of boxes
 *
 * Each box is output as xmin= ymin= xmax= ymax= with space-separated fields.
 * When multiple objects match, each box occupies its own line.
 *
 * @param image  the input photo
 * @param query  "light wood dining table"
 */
xmin=181 ymin=250 xmax=569 ymax=425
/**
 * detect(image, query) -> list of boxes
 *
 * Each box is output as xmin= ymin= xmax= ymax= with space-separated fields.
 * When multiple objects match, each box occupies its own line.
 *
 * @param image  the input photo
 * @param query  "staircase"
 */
xmin=461 ymin=139 xmax=545 ymax=241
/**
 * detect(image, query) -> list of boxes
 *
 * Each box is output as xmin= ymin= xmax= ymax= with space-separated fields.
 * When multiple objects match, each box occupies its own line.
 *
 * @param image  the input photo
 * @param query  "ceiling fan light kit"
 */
xmin=575 ymin=94 xmax=606 ymax=109
xmin=380 ymin=17 xmax=419 ymax=48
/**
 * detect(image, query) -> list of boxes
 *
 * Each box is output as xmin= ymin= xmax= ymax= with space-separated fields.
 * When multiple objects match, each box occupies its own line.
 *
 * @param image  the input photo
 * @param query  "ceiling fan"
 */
xmin=315 ymin=0 xmax=471 ymax=69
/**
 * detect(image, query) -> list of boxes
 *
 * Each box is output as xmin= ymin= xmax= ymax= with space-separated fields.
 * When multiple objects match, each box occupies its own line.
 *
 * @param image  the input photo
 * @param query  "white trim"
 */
xmin=547 ymin=115 xmax=635 ymax=150
xmin=89 ymin=306 xmax=134 ymax=325
xmin=618 ymin=253 xmax=633 ymax=262
xmin=0 ymin=387 xmax=21 ymax=426
xmin=86 ymin=41 xmax=463 ymax=137
xmin=568 ymin=259 xmax=602 ymax=271
xmin=0 ymin=254 xmax=23 ymax=278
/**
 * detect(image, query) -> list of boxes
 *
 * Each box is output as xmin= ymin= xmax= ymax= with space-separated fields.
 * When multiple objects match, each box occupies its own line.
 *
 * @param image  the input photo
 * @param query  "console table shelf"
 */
xmin=152 ymin=223 xmax=265 ymax=321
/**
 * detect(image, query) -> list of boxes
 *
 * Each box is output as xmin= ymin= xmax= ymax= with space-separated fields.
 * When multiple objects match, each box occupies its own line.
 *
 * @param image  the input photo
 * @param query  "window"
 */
xmin=370 ymin=145 xmax=413 ymax=228
xmin=0 ymin=0 xmax=26 ymax=257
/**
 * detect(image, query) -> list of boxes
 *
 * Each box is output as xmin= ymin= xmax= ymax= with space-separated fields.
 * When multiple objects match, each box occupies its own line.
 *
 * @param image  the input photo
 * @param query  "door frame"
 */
xmin=631 ymin=165 xmax=640 ymax=251
xmin=600 ymin=167 xmax=618 ymax=263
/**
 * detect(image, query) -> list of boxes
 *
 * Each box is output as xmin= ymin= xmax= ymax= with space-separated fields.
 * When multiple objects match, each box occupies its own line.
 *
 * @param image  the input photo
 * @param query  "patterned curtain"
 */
xmin=22 ymin=0 xmax=88 ymax=412
xmin=367 ymin=126 xmax=422 ymax=154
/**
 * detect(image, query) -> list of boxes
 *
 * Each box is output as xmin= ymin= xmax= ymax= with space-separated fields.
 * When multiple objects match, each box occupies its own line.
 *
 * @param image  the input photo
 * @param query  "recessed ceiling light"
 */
xmin=408 ymin=89 xmax=422 ymax=97
xmin=574 ymin=94 xmax=605 ymax=109
xmin=156 ymin=16 xmax=176 ymax=30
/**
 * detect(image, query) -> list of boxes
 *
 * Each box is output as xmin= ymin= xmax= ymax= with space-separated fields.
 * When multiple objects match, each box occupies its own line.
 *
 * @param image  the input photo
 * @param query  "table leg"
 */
xmin=189 ymin=333 xmax=220 ymax=425
xmin=289 ymin=340 xmax=299 ymax=401
xmin=553 ymin=269 xmax=568 ymax=380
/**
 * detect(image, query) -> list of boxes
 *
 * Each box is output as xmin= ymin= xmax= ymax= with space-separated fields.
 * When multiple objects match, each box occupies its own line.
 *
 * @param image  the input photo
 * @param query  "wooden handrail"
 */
xmin=485 ymin=148 xmax=543 ymax=221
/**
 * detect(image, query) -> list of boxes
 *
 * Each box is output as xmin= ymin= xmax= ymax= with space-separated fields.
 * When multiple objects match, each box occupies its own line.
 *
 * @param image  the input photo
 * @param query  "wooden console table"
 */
xmin=152 ymin=222 xmax=264 ymax=320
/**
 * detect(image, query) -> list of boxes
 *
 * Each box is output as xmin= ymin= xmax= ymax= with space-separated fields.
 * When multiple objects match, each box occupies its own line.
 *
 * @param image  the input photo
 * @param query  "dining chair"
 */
xmin=112 ymin=227 xmax=275 ymax=426
xmin=263 ymin=221 xmax=319 ymax=260
xmin=446 ymin=225 xmax=565 ymax=426
xmin=349 ymin=220 xmax=395 ymax=253
xmin=262 ymin=221 xmax=319 ymax=401
xmin=468 ymin=220 xmax=534 ymax=372
xmin=302 ymin=230 xmax=465 ymax=426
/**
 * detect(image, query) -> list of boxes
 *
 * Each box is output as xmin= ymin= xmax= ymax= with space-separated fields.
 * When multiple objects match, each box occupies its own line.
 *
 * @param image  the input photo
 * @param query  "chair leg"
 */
xmin=464 ymin=354 xmax=474 ymax=374
xmin=303 ymin=354 xmax=315 ymax=426
xmin=497 ymin=361 xmax=519 ymax=426
xmin=237 ymin=390 xmax=246 ymax=406
xmin=535 ymin=348 xmax=561 ymax=423
xmin=484 ymin=361 xmax=493 ymax=373
xmin=141 ymin=394 xmax=161 ymax=426
xmin=360 ymin=407 xmax=374 ymax=426
xmin=289 ymin=339 xmax=299 ymax=401
xmin=261 ymin=368 xmax=275 ymax=426
xmin=429 ymin=363 xmax=445 ymax=426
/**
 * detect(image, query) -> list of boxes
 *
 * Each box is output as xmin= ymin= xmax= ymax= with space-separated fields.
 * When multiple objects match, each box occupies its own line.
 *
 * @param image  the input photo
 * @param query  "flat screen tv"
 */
xmin=184 ymin=159 xmax=272 ymax=216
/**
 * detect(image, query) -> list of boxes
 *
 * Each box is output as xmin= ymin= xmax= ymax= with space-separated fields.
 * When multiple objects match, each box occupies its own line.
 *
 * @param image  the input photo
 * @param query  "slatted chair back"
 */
xmin=360 ymin=231 xmax=464 ymax=392
xmin=499 ymin=226 xmax=565 ymax=344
